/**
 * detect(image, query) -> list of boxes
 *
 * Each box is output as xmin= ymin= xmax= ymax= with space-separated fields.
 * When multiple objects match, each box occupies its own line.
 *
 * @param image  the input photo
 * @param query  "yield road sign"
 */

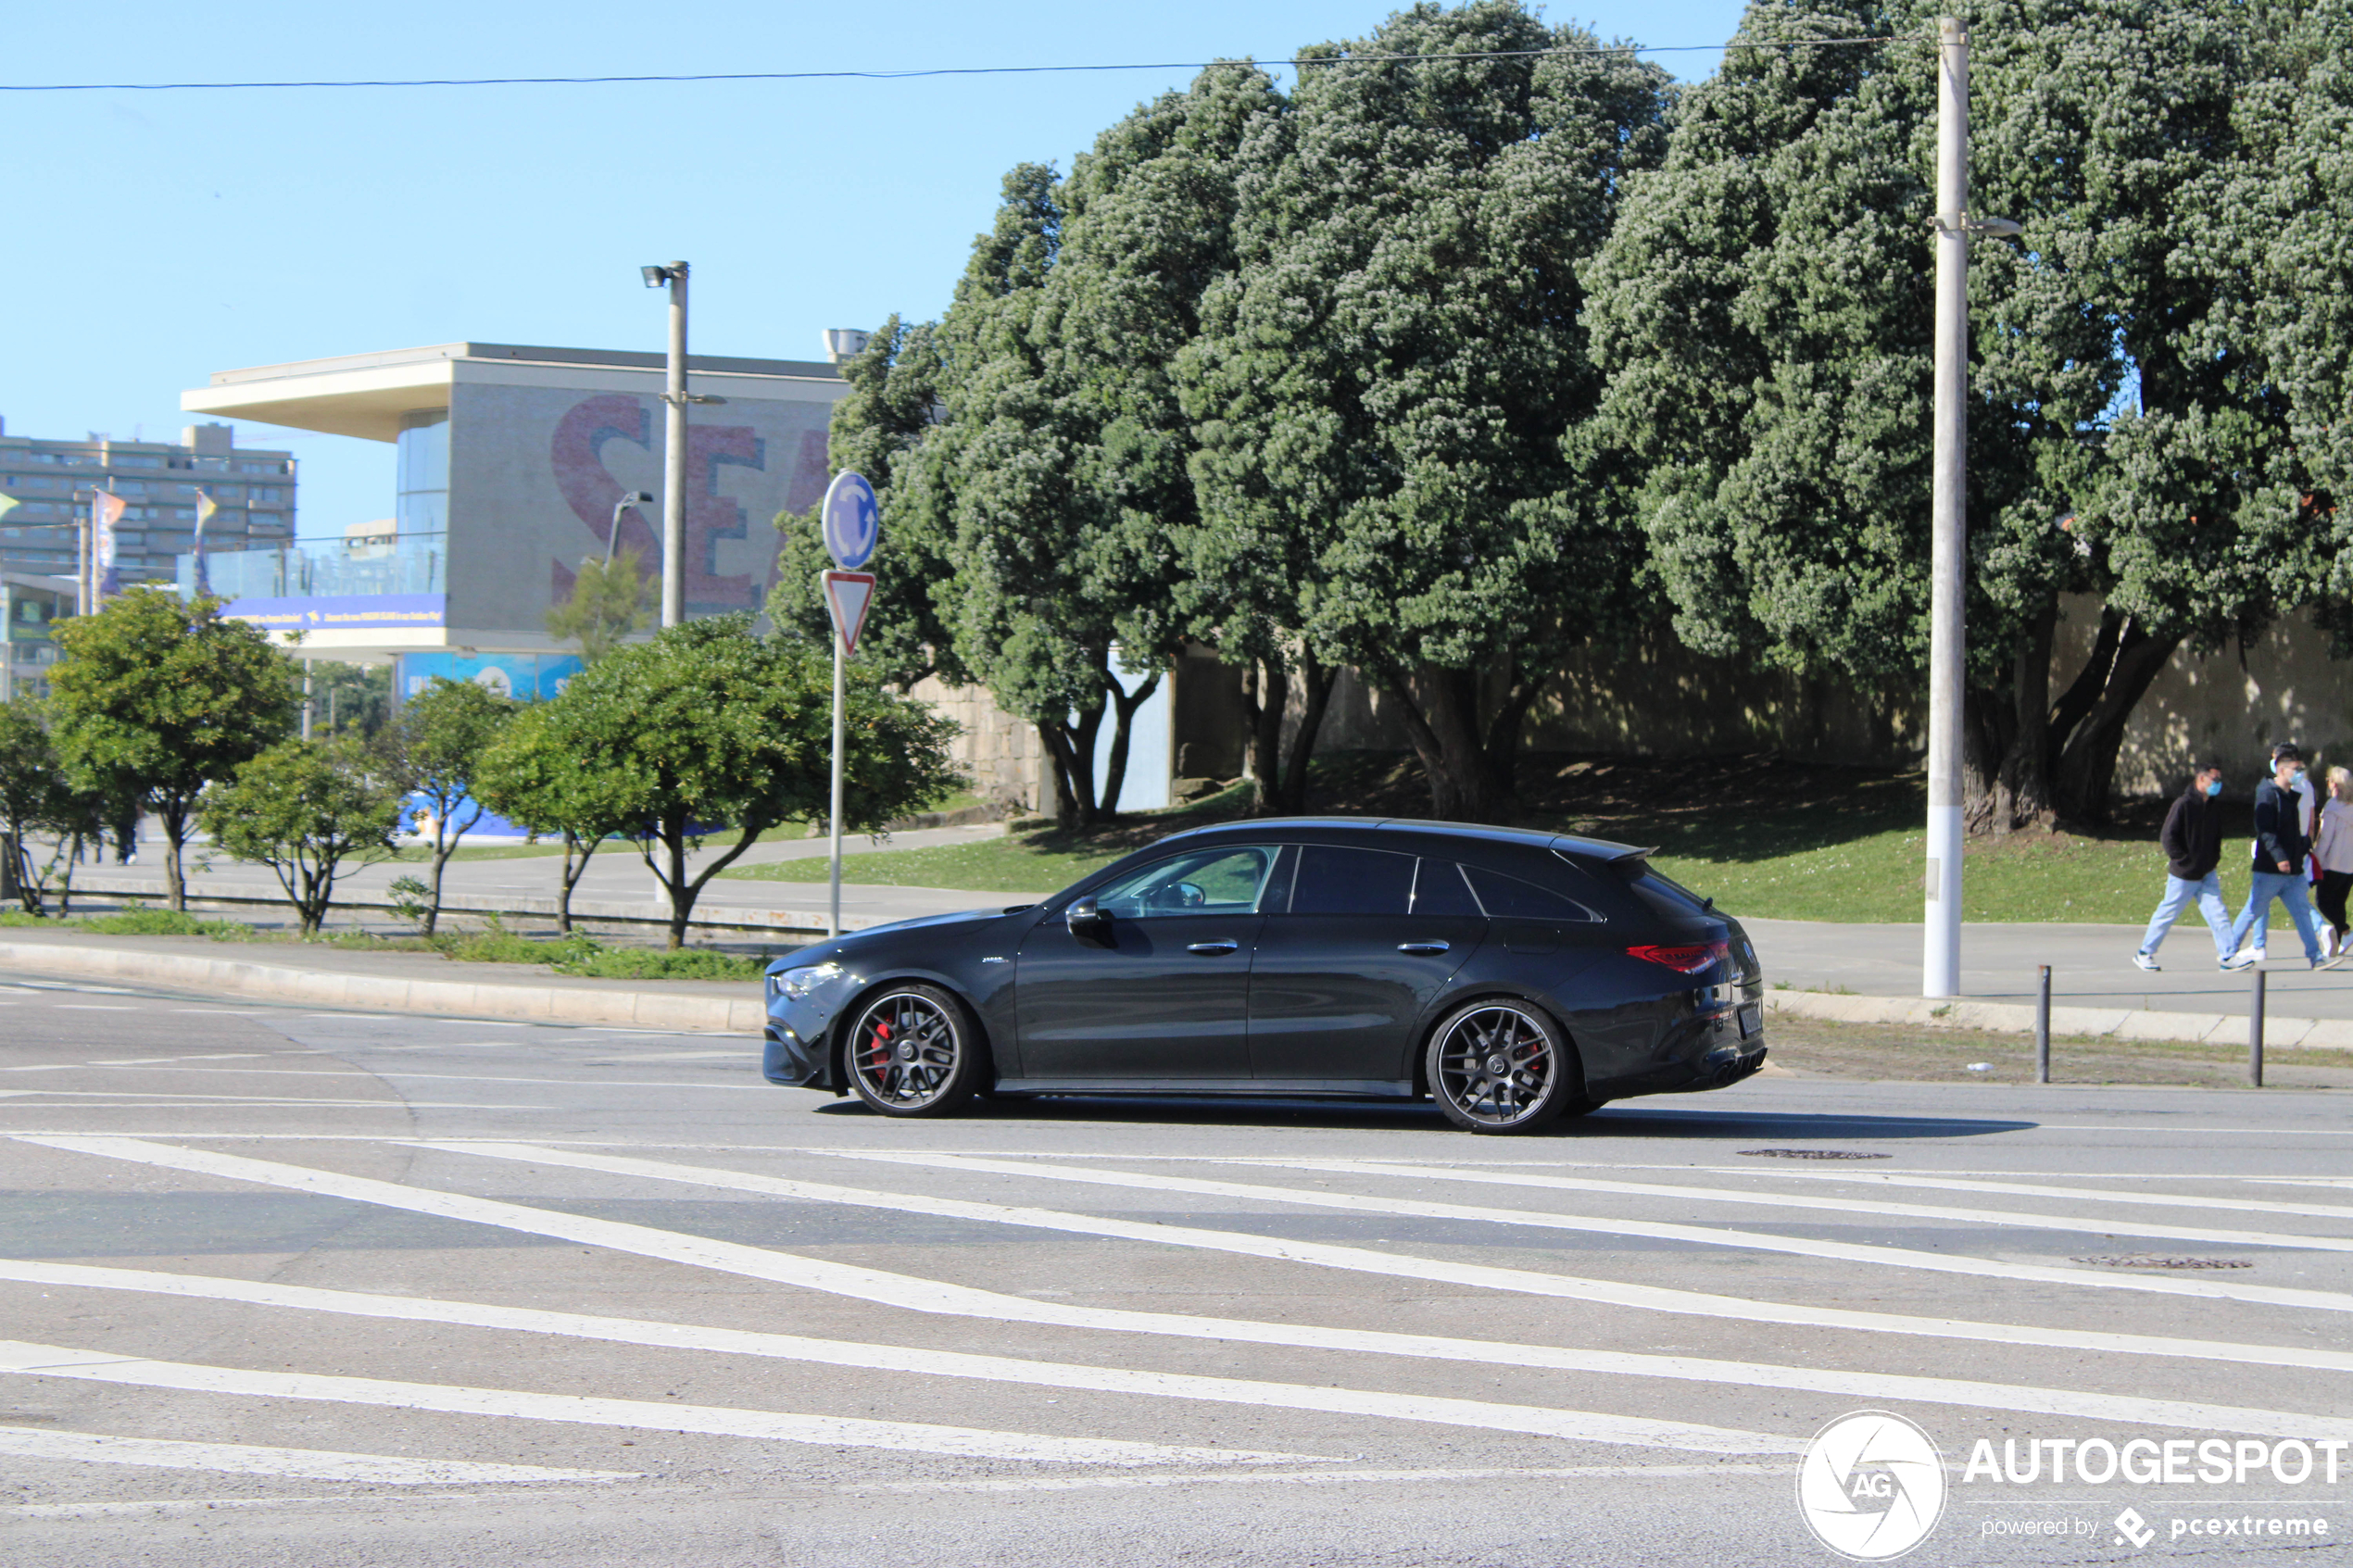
xmin=823 ymin=571 xmax=876 ymax=656
xmin=821 ymin=470 xmax=880 ymax=570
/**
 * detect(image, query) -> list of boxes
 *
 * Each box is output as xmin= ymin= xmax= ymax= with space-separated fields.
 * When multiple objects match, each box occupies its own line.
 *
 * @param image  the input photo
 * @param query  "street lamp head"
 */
xmin=622 ymin=490 xmax=654 ymax=506
xmin=641 ymin=265 xmax=669 ymax=288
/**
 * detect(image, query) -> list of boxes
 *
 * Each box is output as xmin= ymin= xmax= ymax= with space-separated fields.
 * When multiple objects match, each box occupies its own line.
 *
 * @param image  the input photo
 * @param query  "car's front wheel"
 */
xmin=1426 ymin=1000 xmax=1580 ymax=1134
xmin=845 ymin=985 xmax=985 ymax=1117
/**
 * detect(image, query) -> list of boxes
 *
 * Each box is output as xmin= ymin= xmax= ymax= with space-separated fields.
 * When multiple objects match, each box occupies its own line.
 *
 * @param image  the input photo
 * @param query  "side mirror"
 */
xmin=1066 ymin=897 xmax=1109 ymax=937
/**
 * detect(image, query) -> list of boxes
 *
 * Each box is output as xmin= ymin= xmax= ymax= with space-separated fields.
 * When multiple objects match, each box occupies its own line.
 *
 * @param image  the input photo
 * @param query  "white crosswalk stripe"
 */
xmin=9 ymin=1103 xmax=2353 ymax=1537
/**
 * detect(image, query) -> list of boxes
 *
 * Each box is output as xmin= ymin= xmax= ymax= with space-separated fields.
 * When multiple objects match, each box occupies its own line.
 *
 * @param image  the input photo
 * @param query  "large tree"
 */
xmin=1181 ymin=2 xmax=1669 ymax=821
xmin=47 ymin=588 xmax=298 ymax=908
xmin=199 ymin=738 xmax=406 ymax=937
xmin=1585 ymin=0 xmax=2327 ymax=828
xmin=913 ymin=159 xmax=1191 ymax=828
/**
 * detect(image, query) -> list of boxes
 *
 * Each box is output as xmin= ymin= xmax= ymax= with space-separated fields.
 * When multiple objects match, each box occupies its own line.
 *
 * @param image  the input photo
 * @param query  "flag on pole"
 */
xmin=193 ymin=491 xmax=218 ymax=596
xmin=0 ymin=492 xmax=19 ymax=521
xmin=92 ymin=490 xmax=128 ymax=599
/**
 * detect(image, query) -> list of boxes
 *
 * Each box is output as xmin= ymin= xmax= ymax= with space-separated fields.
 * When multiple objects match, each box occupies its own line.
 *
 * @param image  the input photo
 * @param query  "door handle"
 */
xmin=1396 ymin=941 xmax=1451 ymax=955
xmin=1186 ymin=940 xmax=1240 ymax=955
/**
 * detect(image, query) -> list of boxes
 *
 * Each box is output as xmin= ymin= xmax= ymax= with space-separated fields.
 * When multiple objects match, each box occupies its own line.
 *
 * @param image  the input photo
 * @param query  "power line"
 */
xmin=0 ymin=39 xmax=1901 ymax=94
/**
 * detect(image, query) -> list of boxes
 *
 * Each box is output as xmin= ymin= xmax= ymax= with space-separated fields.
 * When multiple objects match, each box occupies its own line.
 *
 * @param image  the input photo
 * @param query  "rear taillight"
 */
xmin=1627 ymin=941 xmax=1731 ymax=976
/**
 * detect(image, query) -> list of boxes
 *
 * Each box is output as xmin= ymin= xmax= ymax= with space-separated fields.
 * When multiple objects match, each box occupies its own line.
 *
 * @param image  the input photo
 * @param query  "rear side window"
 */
xmin=1290 ymin=845 xmax=1416 ymax=915
xmin=1616 ymin=860 xmax=1714 ymax=920
xmin=1462 ymin=865 xmax=1602 ymax=922
xmin=1410 ymin=859 xmax=1483 ymax=916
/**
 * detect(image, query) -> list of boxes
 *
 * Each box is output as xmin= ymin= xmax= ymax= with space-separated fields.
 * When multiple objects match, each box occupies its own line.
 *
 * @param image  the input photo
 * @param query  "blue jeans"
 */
xmin=2139 ymin=873 xmax=2234 ymax=960
xmin=2230 ymin=871 xmax=2324 ymax=962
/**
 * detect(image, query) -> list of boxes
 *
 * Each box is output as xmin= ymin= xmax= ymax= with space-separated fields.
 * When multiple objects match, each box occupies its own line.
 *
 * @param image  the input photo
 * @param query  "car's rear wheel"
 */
xmin=845 ymin=985 xmax=984 ymax=1117
xmin=1426 ymin=1000 xmax=1579 ymax=1134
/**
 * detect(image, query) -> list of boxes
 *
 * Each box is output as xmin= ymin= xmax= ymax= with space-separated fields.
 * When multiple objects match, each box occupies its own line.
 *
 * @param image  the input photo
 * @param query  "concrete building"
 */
xmin=180 ymin=342 xmax=852 ymax=687
xmin=0 ymin=571 xmax=71 ymax=703
xmin=0 ymin=420 xmax=296 ymax=589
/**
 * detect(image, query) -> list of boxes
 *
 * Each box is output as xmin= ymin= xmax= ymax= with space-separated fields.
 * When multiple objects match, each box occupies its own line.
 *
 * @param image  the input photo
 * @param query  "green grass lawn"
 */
xmin=719 ymin=754 xmax=2201 ymax=923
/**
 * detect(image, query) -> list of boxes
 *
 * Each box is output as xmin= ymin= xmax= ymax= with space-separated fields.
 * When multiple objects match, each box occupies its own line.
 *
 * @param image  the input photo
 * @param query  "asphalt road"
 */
xmin=3 ymin=967 xmax=2350 ymax=1565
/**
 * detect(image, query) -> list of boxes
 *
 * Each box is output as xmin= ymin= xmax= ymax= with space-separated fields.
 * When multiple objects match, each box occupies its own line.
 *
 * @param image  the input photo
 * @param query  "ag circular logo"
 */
xmin=1796 ymin=1411 xmax=1945 ymax=1560
xmin=821 ymin=470 xmax=880 ymax=571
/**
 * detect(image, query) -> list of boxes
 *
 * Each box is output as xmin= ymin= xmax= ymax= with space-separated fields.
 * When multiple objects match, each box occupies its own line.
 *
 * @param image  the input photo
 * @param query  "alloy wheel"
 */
xmin=849 ymin=989 xmax=969 ymax=1113
xmin=1431 ymin=1003 xmax=1564 ymax=1131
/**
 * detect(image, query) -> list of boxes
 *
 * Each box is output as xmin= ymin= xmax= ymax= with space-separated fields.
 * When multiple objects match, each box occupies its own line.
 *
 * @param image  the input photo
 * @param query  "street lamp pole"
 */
xmin=1922 ymin=19 xmax=2022 ymax=998
xmin=606 ymin=491 xmax=654 ymax=565
xmin=643 ymin=261 xmax=690 ymax=629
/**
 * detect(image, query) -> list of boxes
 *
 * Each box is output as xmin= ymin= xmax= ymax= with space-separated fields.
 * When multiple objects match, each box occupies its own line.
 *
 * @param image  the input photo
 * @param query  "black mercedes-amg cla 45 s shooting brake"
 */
xmin=761 ymin=817 xmax=1767 ymax=1134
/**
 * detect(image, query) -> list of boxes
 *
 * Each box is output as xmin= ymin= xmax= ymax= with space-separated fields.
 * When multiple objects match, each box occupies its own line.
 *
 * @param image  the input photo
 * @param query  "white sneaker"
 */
xmin=2133 ymin=951 xmax=2161 ymax=972
xmin=2222 ymin=951 xmax=2259 ymax=971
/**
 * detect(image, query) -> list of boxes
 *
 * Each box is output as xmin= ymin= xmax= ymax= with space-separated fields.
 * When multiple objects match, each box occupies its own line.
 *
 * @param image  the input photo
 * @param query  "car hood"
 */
xmin=766 ymin=904 xmax=1031 ymax=972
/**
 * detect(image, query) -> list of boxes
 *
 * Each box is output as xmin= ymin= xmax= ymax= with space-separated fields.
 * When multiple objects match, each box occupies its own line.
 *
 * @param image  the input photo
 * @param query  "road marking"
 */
xmin=52 ymin=1005 xmax=135 ymax=1011
xmin=6 ymin=1494 xmax=615 ymax=1520
xmin=847 ymin=1464 xmax=1788 ymax=1494
xmin=37 ymin=1136 xmax=2353 ymax=1420
xmin=0 ymin=1424 xmax=636 ymax=1484
xmin=166 ymin=1009 xmax=267 ymax=1015
xmin=84 ymin=1054 xmax=291 ymax=1067
xmin=1263 ymin=1158 xmax=2353 ymax=1253
xmin=30 ymin=1068 xmax=757 ymax=1091
xmin=593 ymin=1051 xmax=748 ymax=1063
xmin=813 ymin=1149 xmax=2353 ymax=1313
xmin=0 ymin=1260 xmax=1798 ymax=1454
xmin=1676 ymin=1167 xmax=2353 ymax=1223
xmin=0 ymin=1092 xmax=520 ymax=1109
xmin=0 ymin=1340 xmax=1318 ymax=1467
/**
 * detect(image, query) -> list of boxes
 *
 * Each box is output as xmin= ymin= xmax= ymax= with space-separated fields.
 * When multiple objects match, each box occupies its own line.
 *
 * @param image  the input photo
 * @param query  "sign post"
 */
xmin=819 ymin=470 xmax=880 ymax=937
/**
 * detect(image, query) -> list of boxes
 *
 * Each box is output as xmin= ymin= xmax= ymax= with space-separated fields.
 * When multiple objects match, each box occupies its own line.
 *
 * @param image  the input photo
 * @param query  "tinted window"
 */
xmin=1410 ymin=859 xmax=1483 ymax=916
xmin=1289 ymin=846 xmax=1416 ymax=916
xmin=1463 ymin=865 xmax=1601 ymax=922
xmin=1093 ymin=847 xmax=1277 ymax=919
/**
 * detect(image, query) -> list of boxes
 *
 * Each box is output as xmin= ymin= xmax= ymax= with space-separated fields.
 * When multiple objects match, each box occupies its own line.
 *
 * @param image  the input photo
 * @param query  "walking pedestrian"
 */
xmin=2134 ymin=762 xmax=2234 ymax=972
xmin=2241 ymin=741 xmax=2317 ymax=961
xmin=2315 ymin=767 xmax=2353 ymax=957
xmin=2227 ymin=744 xmax=2329 ymax=970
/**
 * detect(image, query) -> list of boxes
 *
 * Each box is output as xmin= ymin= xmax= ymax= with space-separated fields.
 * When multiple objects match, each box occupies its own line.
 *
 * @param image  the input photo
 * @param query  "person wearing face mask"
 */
xmin=2241 ymin=741 xmax=2319 ymax=962
xmin=2226 ymin=744 xmax=2329 ymax=970
xmin=2134 ymin=762 xmax=2234 ymax=972
xmin=2313 ymin=767 xmax=2353 ymax=958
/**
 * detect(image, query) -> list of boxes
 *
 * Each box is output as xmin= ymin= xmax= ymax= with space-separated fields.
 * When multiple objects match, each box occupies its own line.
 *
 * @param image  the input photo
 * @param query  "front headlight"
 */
xmin=769 ymin=961 xmax=844 ymax=1004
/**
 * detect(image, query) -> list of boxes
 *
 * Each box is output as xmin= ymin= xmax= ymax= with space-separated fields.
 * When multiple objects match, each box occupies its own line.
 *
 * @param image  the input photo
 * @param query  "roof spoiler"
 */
xmin=1597 ymin=844 xmax=1659 ymax=862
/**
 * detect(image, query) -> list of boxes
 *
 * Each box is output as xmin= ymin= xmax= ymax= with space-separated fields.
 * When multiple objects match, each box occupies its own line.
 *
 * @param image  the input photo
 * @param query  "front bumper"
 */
xmin=762 ymin=1020 xmax=836 ymax=1089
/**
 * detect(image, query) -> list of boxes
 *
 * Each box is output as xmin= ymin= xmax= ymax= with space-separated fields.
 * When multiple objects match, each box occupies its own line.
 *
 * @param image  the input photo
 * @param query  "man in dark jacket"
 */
xmin=2226 ymin=744 xmax=2329 ymax=970
xmin=2135 ymin=763 xmax=2233 ymax=971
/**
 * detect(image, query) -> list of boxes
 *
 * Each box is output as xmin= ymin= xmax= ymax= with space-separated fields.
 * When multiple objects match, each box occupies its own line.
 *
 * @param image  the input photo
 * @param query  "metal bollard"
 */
xmin=2249 ymin=967 xmax=2266 ymax=1088
xmin=2034 ymin=965 xmax=2052 ymax=1084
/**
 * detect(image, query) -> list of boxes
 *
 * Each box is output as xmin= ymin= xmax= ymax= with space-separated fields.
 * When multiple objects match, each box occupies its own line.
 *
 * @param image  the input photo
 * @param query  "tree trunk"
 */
xmin=1992 ymin=607 xmax=2057 ymax=833
xmin=1241 ymin=655 xmax=1288 ymax=814
xmin=1038 ymin=698 xmax=1105 ymax=831
xmin=556 ymin=833 xmax=592 ymax=935
xmin=659 ymin=822 xmax=691 ymax=950
xmin=1097 ymin=671 xmax=1161 ymax=820
xmin=2052 ymin=622 xmax=2183 ymax=823
xmin=1390 ymin=663 xmax=1516 ymax=823
xmin=1274 ymin=652 xmax=1337 ymax=816
xmin=160 ymin=797 xmax=189 ymax=912
xmin=1480 ymin=660 xmax=1547 ymax=805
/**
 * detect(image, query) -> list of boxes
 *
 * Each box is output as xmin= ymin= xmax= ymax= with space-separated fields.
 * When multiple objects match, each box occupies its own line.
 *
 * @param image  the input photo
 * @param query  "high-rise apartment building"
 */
xmin=0 ymin=419 xmax=296 ymax=588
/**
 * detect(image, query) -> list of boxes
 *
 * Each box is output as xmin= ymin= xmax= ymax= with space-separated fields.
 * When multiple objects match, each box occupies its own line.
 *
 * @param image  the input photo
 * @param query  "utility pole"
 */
xmin=1923 ymin=17 xmax=1970 ymax=999
xmin=643 ymin=260 xmax=691 ymax=629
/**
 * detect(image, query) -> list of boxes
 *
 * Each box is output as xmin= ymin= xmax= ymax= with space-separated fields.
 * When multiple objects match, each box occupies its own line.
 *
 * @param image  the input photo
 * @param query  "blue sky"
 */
xmin=3 ymin=1 xmax=1748 ymax=534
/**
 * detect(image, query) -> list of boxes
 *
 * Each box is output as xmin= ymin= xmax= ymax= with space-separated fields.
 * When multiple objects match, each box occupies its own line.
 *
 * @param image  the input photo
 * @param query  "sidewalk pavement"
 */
xmin=1747 ymin=916 xmax=2353 ymax=1048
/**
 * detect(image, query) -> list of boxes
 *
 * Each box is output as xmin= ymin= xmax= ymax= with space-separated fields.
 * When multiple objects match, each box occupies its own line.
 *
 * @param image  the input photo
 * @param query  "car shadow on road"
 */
xmin=812 ymin=1097 xmax=2035 ymax=1140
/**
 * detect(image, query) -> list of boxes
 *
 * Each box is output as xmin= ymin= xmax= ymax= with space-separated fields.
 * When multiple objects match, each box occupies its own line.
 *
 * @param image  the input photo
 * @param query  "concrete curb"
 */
xmin=1765 ymin=988 xmax=2353 ymax=1049
xmin=0 ymin=940 xmax=763 ymax=1035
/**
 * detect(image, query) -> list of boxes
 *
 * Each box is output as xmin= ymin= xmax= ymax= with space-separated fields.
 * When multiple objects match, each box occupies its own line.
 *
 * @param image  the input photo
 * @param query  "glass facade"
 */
xmin=177 ymin=533 xmax=446 ymax=599
xmin=396 ymin=408 xmax=449 ymax=536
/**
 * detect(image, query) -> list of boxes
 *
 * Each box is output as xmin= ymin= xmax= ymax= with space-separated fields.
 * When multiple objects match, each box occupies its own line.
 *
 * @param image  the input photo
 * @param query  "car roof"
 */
xmin=1157 ymin=815 xmax=1653 ymax=862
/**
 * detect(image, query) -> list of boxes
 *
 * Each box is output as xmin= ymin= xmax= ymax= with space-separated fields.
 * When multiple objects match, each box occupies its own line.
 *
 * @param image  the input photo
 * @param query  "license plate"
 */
xmin=1738 ymin=1004 xmax=1761 ymax=1038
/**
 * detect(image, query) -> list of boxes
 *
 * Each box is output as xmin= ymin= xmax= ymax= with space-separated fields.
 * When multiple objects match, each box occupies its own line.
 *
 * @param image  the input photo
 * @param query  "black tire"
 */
xmin=843 ymin=985 xmax=985 ymax=1117
xmin=1425 ymin=999 xmax=1580 ymax=1134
